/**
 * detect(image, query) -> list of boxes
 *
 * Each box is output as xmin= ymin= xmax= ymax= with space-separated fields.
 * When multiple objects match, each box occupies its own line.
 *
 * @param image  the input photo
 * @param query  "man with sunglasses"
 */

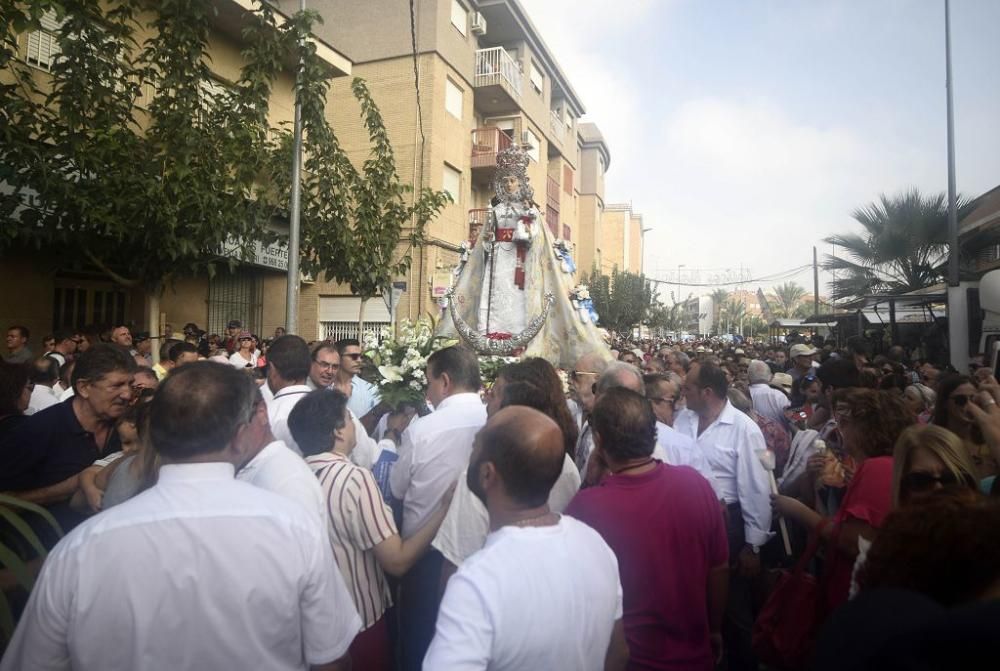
xmin=335 ymin=338 xmax=381 ymax=428
xmin=568 ymin=352 xmax=609 ymax=473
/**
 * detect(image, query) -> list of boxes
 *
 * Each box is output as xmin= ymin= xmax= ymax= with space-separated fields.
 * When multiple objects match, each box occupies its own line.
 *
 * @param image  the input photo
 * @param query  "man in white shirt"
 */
xmin=264 ymin=335 xmax=313 ymax=454
xmin=389 ymin=346 xmax=487 ymax=671
xmin=425 ymin=406 xmax=628 ymax=671
xmin=674 ymin=361 xmax=772 ymax=671
xmin=747 ymin=359 xmax=791 ymax=426
xmin=26 ymin=356 xmax=60 ymax=415
xmin=335 ymin=338 xmax=381 ymax=424
xmin=0 ymin=361 xmax=360 ymax=671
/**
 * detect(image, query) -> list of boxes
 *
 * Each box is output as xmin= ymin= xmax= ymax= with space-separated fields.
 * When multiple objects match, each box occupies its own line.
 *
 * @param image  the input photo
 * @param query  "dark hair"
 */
xmin=858 ymin=491 xmax=1000 ymax=606
xmin=288 ymin=388 xmax=349 ymax=457
xmin=692 ymin=362 xmax=728 ymax=399
xmin=643 ymin=373 xmax=677 ymax=401
xmin=427 ymin=346 xmax=481 ymax=391
xmin=932 ymin=375 xmax=976 ymax=430
xmin=31 ymin=356 xmax=60 ymax=385
xmin=167 ymin=341 xmax=198 ymax=363
xmin=497 ymin=358 xmax=578 ymax=459
xmin=817 ymin=357 xmax=860 ymax=391
xmin=833 ymin=388 xmax=914 ymax=458
xmin=71 ymin=343 xmax=136 ymax=394
xmin=0 ymin=363 xmax=29 ymax=416
xmin=311 ymin=341 xmax=337 ymax=361
xmin=150 ymin=361 xmax=258 ymax=460
xmin=334 ymin=338 xmax=360 ymax=356
xmin=196 ymin=340 xmax=211 ymax=358
xmin=267 ymin=335 xmax=311 ymax=381
xmin=477 ymin=411 xmax=564 ymax=507
xmin=590 ymin=387 xmax=657 ymax=461
xmin=7 ymin=325 xmax=29 ymax=340
xmin=52 ymin=329 xmax=74 ymax=344
xmin=159 ymin=338 xmax=181 ymax=361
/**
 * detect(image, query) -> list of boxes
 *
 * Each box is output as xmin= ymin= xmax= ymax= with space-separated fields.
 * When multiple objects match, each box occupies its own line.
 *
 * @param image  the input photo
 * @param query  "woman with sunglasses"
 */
xmin=891 ymin=425 xmax=979 ymax=506
xmin=931 ymin=375 xmax=999 ymax=482
xmin=228 ymin=330 xmax=258 ymax=370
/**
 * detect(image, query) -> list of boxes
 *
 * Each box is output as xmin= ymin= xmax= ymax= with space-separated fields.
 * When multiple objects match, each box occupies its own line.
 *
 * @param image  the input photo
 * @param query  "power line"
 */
xmin=408 ymin=0 xmax=426 ymax=178
xmin=646 ymin=264 xmax=814 ymax=288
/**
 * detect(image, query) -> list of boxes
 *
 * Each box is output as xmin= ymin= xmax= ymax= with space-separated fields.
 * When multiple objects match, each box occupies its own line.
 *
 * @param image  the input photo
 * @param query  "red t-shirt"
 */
xmin=566 ymin=463 xmax=728 ymax=671
xmin=824 ymin=455 xmax=894 ymax=610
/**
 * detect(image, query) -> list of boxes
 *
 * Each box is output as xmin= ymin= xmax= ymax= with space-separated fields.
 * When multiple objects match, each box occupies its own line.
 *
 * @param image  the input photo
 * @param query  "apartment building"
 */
xmin=575 ymin=122 xmax=611 ymax=276
xmin=282 ymin=0 xmax=610 ymax=337
xmin=600 ymin=203 xmax=645 ymax=275
xmin=0 ymin=2 xmax=352 ymax=342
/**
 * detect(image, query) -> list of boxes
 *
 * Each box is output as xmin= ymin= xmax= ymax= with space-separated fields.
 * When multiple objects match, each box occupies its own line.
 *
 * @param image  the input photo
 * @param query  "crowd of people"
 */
xmin=1 ymin=322 xmax=998 ymax=670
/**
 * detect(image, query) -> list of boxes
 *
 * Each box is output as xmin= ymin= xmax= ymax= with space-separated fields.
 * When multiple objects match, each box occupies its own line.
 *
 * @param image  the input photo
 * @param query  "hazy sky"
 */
xmin=519 ymin=0 xmax=1000 ymax=298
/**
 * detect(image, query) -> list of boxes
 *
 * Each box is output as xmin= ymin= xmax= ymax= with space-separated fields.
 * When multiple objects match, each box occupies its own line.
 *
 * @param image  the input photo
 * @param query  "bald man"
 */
xmin=425 ymin=407 xmax=628 ymax=671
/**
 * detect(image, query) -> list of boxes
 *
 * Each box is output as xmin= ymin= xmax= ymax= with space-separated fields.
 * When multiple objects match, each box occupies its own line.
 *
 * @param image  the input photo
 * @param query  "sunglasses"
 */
xmin=950 ymin=394 xmax=976 ymax=407
xmin=344 ymin=352 xmax=362 ymax=360
xmin=900 ymin=470 xmax=964 ymax=493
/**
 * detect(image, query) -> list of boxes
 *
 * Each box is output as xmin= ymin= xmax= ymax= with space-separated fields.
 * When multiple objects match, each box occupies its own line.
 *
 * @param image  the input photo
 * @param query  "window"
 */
xmin=319 ymin=297 xmax=391 ymax=342
xmin=562 ymin=224 xmax=572 ymax=242
xmin=451 ymin=0 xmax=468 ymax=36
xmin=443 ymin=164 xmax=461 ymax=203
xmin=445 ymin=78 xmax=463 ymax=119
xmin=529 ymin=61 xmax=544 ymax=94
xmin=563 ymin=165 xmax=573 ymax=195
xmin=24 ymin=10 xmax=63 ymax=71
xmin=525 ymin=128 xmax=540 ymax=162
xmin=207 ymin=268 xmax=263 ymax=336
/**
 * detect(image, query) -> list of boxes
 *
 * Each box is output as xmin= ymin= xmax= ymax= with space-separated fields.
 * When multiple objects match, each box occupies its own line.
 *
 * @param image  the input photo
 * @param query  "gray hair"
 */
xmin=905 ymin=383 xmax=937 ymax=410
xmin=747 ymin=360 xmax=772 ymax=385
xmin=727 ymin=387 xmax=752 ymax=415
xmin=674 ymin=352 xmax=691 ymax=371
xmin=664 ymin=371 xmax=684 ymax=386
xmin=596 ymin=361 xmax=645 ymax=396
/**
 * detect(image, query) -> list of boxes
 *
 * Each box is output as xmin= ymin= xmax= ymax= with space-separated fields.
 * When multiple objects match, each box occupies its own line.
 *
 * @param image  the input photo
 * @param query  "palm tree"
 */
xmin=772 ymin=281 xmax=807 ymax=317
xmin=709 ymin=288 xmax=729 ymax=333
xmin=822 ymin=189 xmax=974 ymax=303
xmin=722 ymin=298 xmax=746 ymax=334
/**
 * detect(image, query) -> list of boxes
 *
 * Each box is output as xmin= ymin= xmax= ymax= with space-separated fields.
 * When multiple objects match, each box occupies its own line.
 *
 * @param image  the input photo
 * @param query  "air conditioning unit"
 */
xmin=471 ymin=12 xmax=487 ymax=35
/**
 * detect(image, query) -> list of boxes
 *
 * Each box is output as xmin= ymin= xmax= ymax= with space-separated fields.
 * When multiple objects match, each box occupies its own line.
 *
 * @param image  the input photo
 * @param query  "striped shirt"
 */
xmin=307 ymin=452 xmax=396 ymax=630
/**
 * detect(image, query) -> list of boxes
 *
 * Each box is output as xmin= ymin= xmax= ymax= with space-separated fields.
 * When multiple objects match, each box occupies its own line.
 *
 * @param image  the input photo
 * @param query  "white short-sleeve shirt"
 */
xmin=432 ymin=453 xmax=581 ymax=566
xmin=237 ymin=440 xmax=328 ymax=529
xmin=1 ymin=462 xmax=360 ymax=671
xmin=425 ymin=515 xmax=623 ymax=670
xmin=265 ymin=384 xmax=312 ymax=455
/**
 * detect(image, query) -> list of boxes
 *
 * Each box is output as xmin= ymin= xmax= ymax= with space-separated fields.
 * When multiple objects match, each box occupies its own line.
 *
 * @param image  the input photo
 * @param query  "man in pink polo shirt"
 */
xmin=567 ymin=387 xmax=729 ymax=671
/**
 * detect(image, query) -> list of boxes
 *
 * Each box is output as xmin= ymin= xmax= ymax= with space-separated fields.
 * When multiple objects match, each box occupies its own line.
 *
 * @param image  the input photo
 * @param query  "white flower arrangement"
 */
xmin=363 ymin=318 xmax=457 ymax=409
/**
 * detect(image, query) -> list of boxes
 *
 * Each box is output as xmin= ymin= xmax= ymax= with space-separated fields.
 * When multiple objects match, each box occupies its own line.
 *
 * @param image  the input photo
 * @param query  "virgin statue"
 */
xmin=436 ymin=144 xmax=610 ymax=369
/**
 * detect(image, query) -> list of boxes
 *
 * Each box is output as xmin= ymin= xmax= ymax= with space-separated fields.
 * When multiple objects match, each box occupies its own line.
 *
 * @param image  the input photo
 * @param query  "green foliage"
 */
xmin=586 ymin=267 xmax=655 ymax=336
xmin=822 ymin=189 xmax=975 ymax=303
xmin=0 ymin=0 xmax=287 ymax=287
xmin=0 ymin=2 xmax=448 ymax=308
xmin=0 ymin=494 xmax=63 ymax=645
xmin=646 ymin=301 xmax=685 ymax=335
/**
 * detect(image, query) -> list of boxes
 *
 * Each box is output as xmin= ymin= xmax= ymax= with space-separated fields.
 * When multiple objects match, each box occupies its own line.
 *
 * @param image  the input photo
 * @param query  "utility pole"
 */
xmin=284 ymin=0 xmax=306 ymax=335
xmin=813 ymin=246 xmax=820 ymax=318
xmin=944 ymin=0 xmax=968 ymax=372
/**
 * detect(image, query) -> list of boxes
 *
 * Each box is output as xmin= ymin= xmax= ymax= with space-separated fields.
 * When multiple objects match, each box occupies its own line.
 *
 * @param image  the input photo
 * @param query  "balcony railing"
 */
xmin=546 ymin=175 xmax=560 ymax=212
xmin=550 ymin=109 xmax=567 ymax=144
xmin=468 ymin=208 xmax=490 ymax=244
xmin=545 ymin=205 xmax=559 ymax=237
xmin=475 ymin=47 xmax=522 ymax=99
xmin=471 ymin=128 xmax=513 ymax=169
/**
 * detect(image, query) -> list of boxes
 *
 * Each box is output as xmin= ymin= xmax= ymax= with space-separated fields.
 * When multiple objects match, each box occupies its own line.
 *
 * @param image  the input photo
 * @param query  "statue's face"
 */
xmin=502 ymin=175 xmax=520 ymax=195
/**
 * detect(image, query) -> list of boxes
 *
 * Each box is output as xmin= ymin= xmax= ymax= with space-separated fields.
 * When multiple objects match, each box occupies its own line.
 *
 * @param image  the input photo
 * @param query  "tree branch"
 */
xmin=81 ymin=247 xmax=140 ymax=288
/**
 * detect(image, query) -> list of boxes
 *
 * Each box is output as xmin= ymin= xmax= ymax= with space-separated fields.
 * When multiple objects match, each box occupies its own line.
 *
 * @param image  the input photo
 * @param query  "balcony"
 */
xmin=545 ymin=205 xmax=559 ymax=238
xmin=546 ymin=175 xmax=560 ymax=213
xmin=471 ymin=127 xmax=513 ymax=173
xmin=549 ymin=109 xmax=567 ymax=144
xmin=474 ymin=47 xmax=522 ymax=115
xmin=468 ymin=208 xmax=490 ymax=244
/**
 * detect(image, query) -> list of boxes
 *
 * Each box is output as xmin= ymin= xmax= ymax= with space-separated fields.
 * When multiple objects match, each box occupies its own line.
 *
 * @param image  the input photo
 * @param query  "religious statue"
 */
xmin=437 ymin=143 xmax=610 ymax=369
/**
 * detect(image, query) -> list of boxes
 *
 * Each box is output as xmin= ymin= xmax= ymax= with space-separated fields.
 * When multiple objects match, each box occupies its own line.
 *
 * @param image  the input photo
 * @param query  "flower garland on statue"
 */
xmin=570 ymin=285 xmax=599 ymax=324
xmin=362 ymin=319 xmax=457 ymax=410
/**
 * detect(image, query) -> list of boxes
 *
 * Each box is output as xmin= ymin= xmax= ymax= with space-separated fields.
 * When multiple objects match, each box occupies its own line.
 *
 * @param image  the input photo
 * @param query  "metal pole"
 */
xmin=813 ymin=246 xmax=820 ymax=318
xmin=945 ymin=0 xmax=959 ymax=288
xmin=944 ymin=0 xmax=967 ymax=371
xmin=285 ymin=0 xmax=306 ymax=335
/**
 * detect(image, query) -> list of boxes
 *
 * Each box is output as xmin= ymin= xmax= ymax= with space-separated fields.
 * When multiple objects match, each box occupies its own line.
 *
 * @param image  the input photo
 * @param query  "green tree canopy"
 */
xmin=586 ymin=267 xmax=654 ymax=337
